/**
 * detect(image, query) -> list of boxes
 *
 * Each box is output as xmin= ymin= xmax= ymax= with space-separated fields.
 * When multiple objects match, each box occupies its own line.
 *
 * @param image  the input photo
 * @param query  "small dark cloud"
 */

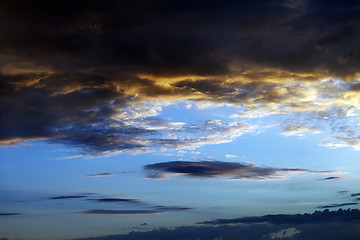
xmin=86 ymin=173 xmax=114 ymax=177
xmin=0 ymin=212 xmax=20 ymax=216
xmin=319 ymin=176 xmax=341 ymax=181
xmin=78 ymin=209 xmax=163 ymax=215
xmin=88 ymin=198 xmax=142 ymax=204
xmin=198 ymin=208 xmax=360 ymax=225
xmin=338 ymin=191 xmax=349 ymax=195
xmin=49 ymin=195 xmax=87 ymax=200
xmin=144 ymin=160 xmax=329 ymax=180
xmin=318 ymin=203 xmax=358 ymax=209
xmin=350 ymin=193 xmax=360 ymax=197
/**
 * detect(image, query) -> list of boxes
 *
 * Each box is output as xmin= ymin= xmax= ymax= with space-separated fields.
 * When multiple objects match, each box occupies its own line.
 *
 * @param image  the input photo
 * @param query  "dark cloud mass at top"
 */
xmin=1 ymin=0 xmax=360 ymax=153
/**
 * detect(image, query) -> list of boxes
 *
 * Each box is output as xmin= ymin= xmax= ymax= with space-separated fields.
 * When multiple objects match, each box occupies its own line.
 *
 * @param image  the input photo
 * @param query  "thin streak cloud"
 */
xmin=78 ymin=209 xmax=163 ymax=215
xmin=86 ymin=173 xmax=114 ymax=177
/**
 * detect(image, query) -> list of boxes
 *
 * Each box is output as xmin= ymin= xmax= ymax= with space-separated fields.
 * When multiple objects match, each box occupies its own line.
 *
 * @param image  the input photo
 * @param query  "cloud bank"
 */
xmin=71 ymin=209 xmax=360 ymax=240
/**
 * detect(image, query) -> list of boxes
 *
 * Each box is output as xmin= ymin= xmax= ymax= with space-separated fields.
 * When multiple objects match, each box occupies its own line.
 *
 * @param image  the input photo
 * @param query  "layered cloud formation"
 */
xmin=1 ymin=0 xmax=360 ymax=154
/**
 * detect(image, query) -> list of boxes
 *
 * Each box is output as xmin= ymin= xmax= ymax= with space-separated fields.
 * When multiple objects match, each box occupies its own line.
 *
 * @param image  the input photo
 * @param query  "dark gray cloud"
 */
xmin=199 ymin=208 xmax=360 ymax=225
xmin=49 ymin=195 xmax=87 ymax=200
xmin=0 ymin=212 xmax=20 ymax=216
xmin=144 ymin=160 xmax=330 ymax=180
xmin=318 ymin=203 xmax=358 ymax=209
xmin=350 ymin=193 xmax=360 ymax=197
xmin=78 ymin=209 xmax=163 ymax=215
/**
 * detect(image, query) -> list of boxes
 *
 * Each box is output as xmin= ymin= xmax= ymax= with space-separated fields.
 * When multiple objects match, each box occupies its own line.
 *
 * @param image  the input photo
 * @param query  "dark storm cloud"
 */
xmin=199 ymin=208 xmax=360 ymax=225
xmin=0 ymin=212 xmax=20 ymax=216
xmin=1 ymin=0 xmax=360 ymax=77
xmin=144 ymin=160 xmax=329 ymax=180
xmin=1 ymin=0 xmax=360 ymax=154
xmin=49 ymin=195 xmax=87 ymax=200
xmin=318 ymin=203 xmax=358 ymax=209
xmin=78 ymin=209 xmax=163 ymax=215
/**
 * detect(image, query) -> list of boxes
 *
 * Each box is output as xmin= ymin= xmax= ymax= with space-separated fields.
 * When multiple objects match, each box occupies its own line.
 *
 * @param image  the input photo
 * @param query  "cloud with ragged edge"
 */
xmin=86 ymin=173 xmax=114 ymax=177
xmin=144 ymin=160 xmax=336 ymax=180
xmin=1 ymin=1 xmax=360 ymax=155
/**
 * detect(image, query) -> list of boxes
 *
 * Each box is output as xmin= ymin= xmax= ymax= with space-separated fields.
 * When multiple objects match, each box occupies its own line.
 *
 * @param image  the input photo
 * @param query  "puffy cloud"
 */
xmin=144 ymin=160 xmax=333 ymax=180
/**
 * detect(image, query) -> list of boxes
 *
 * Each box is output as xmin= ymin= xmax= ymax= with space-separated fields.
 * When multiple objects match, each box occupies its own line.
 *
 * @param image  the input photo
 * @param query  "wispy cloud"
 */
xmin=144 ymin=160 xmax=333 ymax=180
xmin=86 ymin=173 xmax=114 ymax=177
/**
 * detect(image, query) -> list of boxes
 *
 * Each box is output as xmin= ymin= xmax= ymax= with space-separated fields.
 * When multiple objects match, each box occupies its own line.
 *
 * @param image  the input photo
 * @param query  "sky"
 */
xmin=1 ymin=0 xmax=360 ymax=239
